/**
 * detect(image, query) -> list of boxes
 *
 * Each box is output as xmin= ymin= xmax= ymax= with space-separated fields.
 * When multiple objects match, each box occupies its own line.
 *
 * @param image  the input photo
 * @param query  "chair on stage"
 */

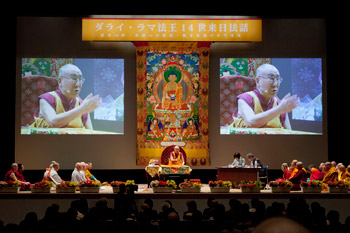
xmin=21 ymin=75 xmax=58 ymax=126
xmin=258 ymin=165 xmax=269 ymax=189
xmin=160 ymin=145 xmax=187 ymax=165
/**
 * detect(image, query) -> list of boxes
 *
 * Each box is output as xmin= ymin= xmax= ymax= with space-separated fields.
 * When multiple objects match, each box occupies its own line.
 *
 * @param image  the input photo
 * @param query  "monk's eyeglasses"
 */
xmin=62 ymin=75 xmax=85 ymax=84
xmin=259 ymin=74 xmax=283 ymax=84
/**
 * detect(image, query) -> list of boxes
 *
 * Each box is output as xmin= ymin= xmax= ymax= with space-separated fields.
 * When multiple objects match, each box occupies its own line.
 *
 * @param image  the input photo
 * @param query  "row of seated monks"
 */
xmin=281 ymin=160 xmax=350 ymax=190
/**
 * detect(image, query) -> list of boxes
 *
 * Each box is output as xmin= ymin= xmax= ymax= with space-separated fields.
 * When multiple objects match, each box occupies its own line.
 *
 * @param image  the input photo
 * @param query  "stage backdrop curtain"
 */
xmin=135 ymin=42 xmax=211 ymax=166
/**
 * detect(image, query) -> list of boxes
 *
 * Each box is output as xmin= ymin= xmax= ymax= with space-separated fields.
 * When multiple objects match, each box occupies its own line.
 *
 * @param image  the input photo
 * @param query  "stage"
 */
xmin=1 ymin=185 xmax=349 ymax=225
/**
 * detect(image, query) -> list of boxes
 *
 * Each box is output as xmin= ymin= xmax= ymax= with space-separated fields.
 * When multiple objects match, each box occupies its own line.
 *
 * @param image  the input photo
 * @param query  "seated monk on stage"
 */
xmin=31 ymin=64 xmax=101 ymax=129
xmin=281 ymin=163 xmax=291 ymax=180
xmin=318 ymin=163 xmax=325 ymax=178
xmin=307 ymin=164 xmax=324 ymax=180
xmin=346 ymin=165 xmax=350 ymax=182
xmin=86 ymin=162 xmax=98 ymax=182
xmin=289 ymin=162 xmax=307 ymax=191
xmin=289 ymin=160 xmax=298 ymax=178
xmin=168 ymin=146 xmax=185 ymax=166
xmin=43 ymin=161 xmax=63 ymax=185
xmin=322 ymin=162 xmax=338 ymax=190
xmin=4 ymin=163 xmax=30 ymax=186
xmin=71 ymin=162 xmax=87 ymax=183
xmin=337 ymin=164 xmax=347 ymax=182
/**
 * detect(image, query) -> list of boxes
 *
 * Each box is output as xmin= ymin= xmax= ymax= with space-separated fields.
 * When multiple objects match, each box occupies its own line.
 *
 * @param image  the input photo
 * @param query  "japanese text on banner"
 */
xmin=82 ymin=18 xmax=262 ymax=42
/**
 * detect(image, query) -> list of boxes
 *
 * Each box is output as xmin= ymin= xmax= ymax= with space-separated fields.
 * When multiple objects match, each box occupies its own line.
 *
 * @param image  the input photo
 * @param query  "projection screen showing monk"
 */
xmin=220 ymin=58 xmax=323 ymax=135
xmin=21 ymin=58 xmax=124 ymax=135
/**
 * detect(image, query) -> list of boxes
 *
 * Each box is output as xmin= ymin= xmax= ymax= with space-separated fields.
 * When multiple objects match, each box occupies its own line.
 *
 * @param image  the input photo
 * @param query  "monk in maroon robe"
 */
xmin=16 ymin=164 xmax=27 ymax=182
xmin=289 ymin=162 xmax=307 ymax=190
xmin=4 ymin=163 xmax=29 ymax=185
xmin=307 ymin=164 xmax=324 ymax=181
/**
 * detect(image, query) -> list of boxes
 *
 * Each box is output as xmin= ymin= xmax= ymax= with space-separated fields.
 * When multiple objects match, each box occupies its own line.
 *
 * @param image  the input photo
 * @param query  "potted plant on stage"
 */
xmin=209 ymin=180 xmax=232 ymax=193
xmin=125 ymin=180 xmax=138 ymax=192
xmin=79 ymin=180 xmax=101 ymax=193
xmin=327 ymin=180 xmax=350 ymax=193
xmin=301 ymin=180 xmax=323 ymax=193
xmin=31 ymin=180 xmax=55 ymax=193
xmin=238 ymin=181 xmax=261 ymax=193
xmin=0 ymin=180 xmax=21 ymax=193
xmin=179 ymin=181 xmax=202 ymax=193
xmin=56 ymin=181 xmax=78 ymax=193
xmin=110 ymin=181 xmax=126 ymax=193
xmin=268 ymin=179 xmax=292 ymax=193
xmin=151 ymin=180 xmax=176 ymax=193
xmin=110 ymin=180 xmax=138 ymax=193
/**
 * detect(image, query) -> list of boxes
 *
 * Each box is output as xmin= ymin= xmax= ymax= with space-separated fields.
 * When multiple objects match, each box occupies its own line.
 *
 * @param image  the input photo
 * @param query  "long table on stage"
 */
xmin=217 ymin=167 xmax=260 ymax=188
xmin=1 ymin=186 xmax=349 ymax=199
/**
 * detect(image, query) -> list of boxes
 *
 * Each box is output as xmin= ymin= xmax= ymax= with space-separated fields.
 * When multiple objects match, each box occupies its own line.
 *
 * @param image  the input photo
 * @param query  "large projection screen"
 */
xmin=220 ymin=58 xmax=323 ymax=135
xmin=20 ymin=58 xmax=125 ymax=135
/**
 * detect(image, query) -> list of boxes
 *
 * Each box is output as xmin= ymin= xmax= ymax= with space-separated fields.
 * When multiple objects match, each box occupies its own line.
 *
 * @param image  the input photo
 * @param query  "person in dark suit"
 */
xmin=247 ymin=153 xmax=262 ymax=168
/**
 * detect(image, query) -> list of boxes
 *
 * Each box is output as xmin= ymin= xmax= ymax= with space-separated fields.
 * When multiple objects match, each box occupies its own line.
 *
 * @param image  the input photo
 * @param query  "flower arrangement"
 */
xmin=179 ymin=181 xmax=202 ymax=193
xmin=55 ymin=181 xmax=78 ymax=193
xmin=165 ymin=180 xmax=177 ymax=189
xmin=110 ymin=181 xmax=126 ymax=187
xmin=326 ymin=180 xmax=350 ymax=193
xmin=110 ymin=180 xmax=135 ymax=186
xmin=20 ymin=183 xmax=32 ymax=191
xmin=179 ymin=181 xmax=203 ymax=188
xmin=268 ymin=179 xmax=292 ymax=193
xmin=268 ymin=179 xmax=292 ymax=187
xmin=0 ymin=180 xmax=21 ymax=188
xmin=102 ymin=182 xmax=111 ymax=186
xmin=208 ymin=180 xmax=232 ymax=188
xmin=79 ymin=180 xmax=101 ymax=193
xmin=327 ymin=180 xmax=350 ymax=188
xmin=110 ymin=180 xmax=125 ymax=193
xmin=0 ymin=181 xmax=22 ymax=193
xmin=238 ymin=180 xmax=262 ymax=188
xmin=79 ymin=180 xmax=102 ymax=187
xmin=300 ymin=180 xmax=323 ymax=188
xmin=110 ymin=180 xmax=137 ymax=192
xmin=33 ymin=180 xmax=55 ymax=188
xmin=57 ymin=181 xmax=79 ymax=188
xmin=125 ymin=180 xmax=138 ymax=191
xmin=209 ymin=180 xmax=231 ymax=193
xmin=125 ymin=180 xmax=136 ymax=186
xmin=150 ymin=180 xmax=177 ymax=189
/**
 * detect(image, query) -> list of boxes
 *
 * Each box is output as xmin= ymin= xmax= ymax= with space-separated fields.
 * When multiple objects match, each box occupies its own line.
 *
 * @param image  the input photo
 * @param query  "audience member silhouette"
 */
xmin=144 ymin=198 xmax=158 ymax=222
xmin=252 ymin=216 xmax=311 ymax=233
xmin=202 ymin=197 xmax=218 ymax=221
xmin=18 ymin=212 xmax=38 ymax=233
xmin=183 ymin=200 xmax=202 ymax=222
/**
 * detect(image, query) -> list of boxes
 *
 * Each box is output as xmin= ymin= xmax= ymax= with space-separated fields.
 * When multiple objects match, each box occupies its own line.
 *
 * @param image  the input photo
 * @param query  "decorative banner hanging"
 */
xmin=136 ymin=42 xmax=210 ymax=166
xmin=82 ymin=17 xmax=262 ymax=42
